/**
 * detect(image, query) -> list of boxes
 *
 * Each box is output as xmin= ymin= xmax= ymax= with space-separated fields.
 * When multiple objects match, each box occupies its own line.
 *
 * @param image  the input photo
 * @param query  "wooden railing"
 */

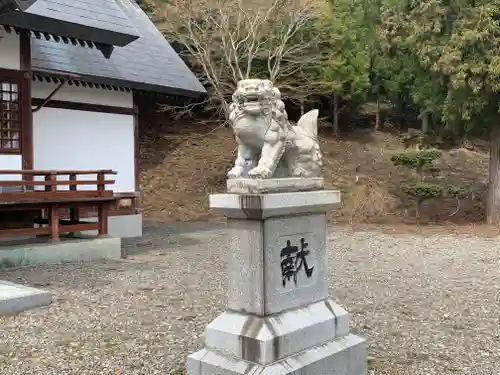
xmin=0 ymin=170 xmax=117 ymax=199
xmin=0 ymin=170 xmax=119 ymax=241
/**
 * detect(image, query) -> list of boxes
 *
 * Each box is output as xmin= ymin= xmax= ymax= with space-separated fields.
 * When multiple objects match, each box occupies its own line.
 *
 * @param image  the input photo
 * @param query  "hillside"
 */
xmin=138 ymin=119 xmax=490 ymax=225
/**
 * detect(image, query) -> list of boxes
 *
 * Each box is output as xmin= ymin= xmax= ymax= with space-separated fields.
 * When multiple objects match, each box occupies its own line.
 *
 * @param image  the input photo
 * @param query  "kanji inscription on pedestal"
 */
xmin=280 ymin=237 xmax=314 ymax=287
xmin=275 ymin=229 xmax=319 ymax=297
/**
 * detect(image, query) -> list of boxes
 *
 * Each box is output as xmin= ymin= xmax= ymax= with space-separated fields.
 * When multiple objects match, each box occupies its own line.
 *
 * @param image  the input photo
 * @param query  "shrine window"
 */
xmin=0 ymin=74 xmax=22 ymax=154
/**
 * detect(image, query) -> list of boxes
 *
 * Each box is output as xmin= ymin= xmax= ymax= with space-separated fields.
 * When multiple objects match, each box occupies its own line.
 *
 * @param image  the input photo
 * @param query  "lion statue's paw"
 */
xmin=227 ymin=166 xmax=244 ymax=179
xmin=248 ymin=166 xmax=273 ymax=179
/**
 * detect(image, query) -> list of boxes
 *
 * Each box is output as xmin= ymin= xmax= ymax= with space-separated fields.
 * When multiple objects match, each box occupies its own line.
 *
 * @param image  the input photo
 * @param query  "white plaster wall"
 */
xmin=0 ymin=155 xmax=22 ymax=181
xmin=33 ymin=108 xmax=135 ymax=193
xmin=31 ymin=82 xmax=135 ymax=193
xmin=0 ymin=30 xmax=20 ymax=70
xmin=32 ymin=81 xmax=133 ymax=107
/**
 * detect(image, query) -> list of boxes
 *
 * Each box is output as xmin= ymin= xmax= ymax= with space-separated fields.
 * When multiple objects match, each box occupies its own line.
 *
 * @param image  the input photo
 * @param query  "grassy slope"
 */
xmin=139 ymin=120 xmax=489 ymax=225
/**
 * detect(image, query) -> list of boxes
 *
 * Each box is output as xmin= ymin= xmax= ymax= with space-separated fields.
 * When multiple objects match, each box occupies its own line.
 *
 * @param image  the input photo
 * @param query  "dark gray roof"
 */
xmin=0 ymin=0 xmax=139 ymax=47
xmin=0 ymin=0 xmax=37 ymax=13
xmin=31 ymin=0 xmax=205 ymax=97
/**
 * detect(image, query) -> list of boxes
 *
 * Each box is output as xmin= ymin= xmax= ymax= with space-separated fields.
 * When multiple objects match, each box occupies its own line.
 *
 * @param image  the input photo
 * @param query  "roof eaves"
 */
xmin=32 ymin=69 xmax=207 ymax=98
xmin=1 ymin=24 xmax=118 ymax=59
xmin=0 ymin=11 xmax=139 ymax=46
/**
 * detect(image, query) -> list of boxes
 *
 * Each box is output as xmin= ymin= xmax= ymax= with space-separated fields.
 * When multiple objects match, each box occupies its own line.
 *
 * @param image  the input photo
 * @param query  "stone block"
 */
xmin=210 ymin=190 xmax=340 ymax=220
xmin=227 ymin=213 xmax=328 ymax=315
xmin=187 ymin=334 xmax=367 ymax=375
xmin=205 ymin=299 xmax=349 ymax=365
xmin=0 ymin=280 xmax=52 ymax=315
xmin=227 ymin=177 xmax=324 ymax=194
xmin=226 ymin=219 xmax=265 ymax=314
xmin=263 ymin=213 xmax=328 ymax=314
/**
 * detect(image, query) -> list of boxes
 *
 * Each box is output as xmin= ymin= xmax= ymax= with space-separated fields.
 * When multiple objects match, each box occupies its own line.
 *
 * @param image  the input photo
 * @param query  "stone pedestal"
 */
xmin=187 ymin=181 xmax=367 ymax=375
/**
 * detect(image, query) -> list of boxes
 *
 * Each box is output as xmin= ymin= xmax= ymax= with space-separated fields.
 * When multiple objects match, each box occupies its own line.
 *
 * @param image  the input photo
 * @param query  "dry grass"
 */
xmin=342 ymin=178 xmax=399 ymax=223
xmin=139 ymin=123 xmax=235 ymax=223
xmin=138 ymin=120 xmax=490 ymax=225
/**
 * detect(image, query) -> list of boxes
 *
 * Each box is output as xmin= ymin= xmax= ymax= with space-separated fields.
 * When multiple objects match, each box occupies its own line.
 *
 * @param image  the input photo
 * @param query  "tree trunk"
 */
xmin=332 ymin=93 xmax=339 ymax=135
xmin=487 ymin=126 xmax=500 ymax=225
xmin=421 ymin=112 xmax=429 ymax=133
xmin=395 ymin=95 xmax=402 ymax=130
xmin=415 ymin=199 xmax=422 ymax=225
xmin=374 ymin=84 xmax=380 ymax=131
xmin=221 ymin=99 xmax=230 ymax=123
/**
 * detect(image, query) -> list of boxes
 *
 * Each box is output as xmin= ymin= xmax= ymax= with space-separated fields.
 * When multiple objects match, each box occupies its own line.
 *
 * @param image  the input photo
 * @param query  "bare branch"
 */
xmin=157 ymin=0 xmax=324 ymax=122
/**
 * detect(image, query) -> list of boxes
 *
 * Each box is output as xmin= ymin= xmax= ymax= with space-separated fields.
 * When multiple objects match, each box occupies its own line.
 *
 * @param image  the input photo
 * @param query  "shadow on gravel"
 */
xmin=122 ymin=221 xmax=227 ymax=256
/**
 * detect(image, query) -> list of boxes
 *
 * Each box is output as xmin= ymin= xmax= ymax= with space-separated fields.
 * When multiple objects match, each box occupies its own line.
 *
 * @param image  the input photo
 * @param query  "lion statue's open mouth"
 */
xmin=233 ymin=80 xmax=273 ymax=116
xmin=240 ymin=96 xmax=262 ymax=115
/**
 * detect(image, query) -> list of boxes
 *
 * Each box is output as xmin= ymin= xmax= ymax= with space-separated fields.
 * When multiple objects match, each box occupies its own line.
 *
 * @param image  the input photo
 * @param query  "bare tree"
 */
xmin=148 ymin=0 xmax=330 ymax=121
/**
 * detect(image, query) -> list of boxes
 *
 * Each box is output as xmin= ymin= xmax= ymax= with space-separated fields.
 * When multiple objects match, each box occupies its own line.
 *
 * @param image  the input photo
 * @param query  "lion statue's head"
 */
xmin=228 ymin=79 xmax=288 ymax=126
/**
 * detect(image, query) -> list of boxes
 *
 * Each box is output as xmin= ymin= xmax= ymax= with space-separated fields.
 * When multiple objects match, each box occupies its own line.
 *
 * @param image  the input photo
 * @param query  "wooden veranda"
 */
xmin=0 ymin=169 xmax=121 ymax=241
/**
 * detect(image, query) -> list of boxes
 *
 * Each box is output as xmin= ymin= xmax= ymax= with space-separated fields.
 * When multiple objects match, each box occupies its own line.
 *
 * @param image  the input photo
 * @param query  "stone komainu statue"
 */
xmin=227 ymin=79 xmax=323 ymax=179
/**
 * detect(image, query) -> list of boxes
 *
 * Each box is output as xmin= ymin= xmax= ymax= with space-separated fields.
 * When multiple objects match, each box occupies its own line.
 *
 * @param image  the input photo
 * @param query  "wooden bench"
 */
xmin=0 ymin=170 xmax=119 ymax=241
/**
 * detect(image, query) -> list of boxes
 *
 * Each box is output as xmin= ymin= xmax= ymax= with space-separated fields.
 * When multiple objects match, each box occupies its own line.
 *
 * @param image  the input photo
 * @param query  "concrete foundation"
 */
xmin=188 ymin=334 xmax=366 ymax=375
xmin=80 ymin=214 xmax=143 ymax=238
xmin=0 ymin=236 xmax=122 ymax=268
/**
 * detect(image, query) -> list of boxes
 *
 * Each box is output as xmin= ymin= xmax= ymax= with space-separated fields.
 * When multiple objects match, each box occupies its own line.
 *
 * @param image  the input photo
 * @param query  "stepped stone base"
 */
xmin=187 ymin=300 xmax=367 ymax=375
xmin=188 ymin=334 xmax=366 ymax=375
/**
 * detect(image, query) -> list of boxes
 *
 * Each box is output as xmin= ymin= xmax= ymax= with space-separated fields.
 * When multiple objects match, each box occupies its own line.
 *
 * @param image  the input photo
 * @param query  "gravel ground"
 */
xmin=0 ymin=225 xmax=499 ymax=375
